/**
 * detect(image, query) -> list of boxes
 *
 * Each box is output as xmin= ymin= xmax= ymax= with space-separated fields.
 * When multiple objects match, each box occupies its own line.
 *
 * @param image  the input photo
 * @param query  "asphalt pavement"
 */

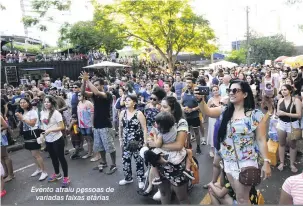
xmin=2 ymin=136 xmax=303 ymax=205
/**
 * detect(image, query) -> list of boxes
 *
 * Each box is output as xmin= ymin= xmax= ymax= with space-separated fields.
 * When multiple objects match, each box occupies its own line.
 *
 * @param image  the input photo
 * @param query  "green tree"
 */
xmin=22 ymin=0 xmax=71 ymax=31
xmin=58 ymin=4 xmax=125 ymax=54
xmin=0 ymin=3 xmax=6 ymax=10
xmin=59 ymin=21 xmax=102 ymax=53
xmin=248 ymin=34 xmax=296 ymax=64
xmin=225 ymin=48 xmax=247 ymax=65
xmin=103 ymin=0 xmax=216 ymax=70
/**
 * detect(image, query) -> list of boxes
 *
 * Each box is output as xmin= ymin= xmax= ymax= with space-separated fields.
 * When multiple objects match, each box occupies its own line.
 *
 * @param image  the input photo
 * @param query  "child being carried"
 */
xmin=143 ymin=111 xmax=194 ymax=185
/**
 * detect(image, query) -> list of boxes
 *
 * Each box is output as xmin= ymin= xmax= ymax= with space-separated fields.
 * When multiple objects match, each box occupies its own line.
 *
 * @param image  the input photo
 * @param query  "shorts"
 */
xmin=277 ymin=119 xmax=300 ymax=133
xmin=223 ymin=159 xmax=258 ymax=180
xmin=23 ymin=129 xmax=42 ymax=151
xmin=79 ymin=127 xmax=92 ymax=136
xmin=93 ymin=128 xmax=116 ymax=153
xmin=186 ymin=117 xmax=201 ymax=128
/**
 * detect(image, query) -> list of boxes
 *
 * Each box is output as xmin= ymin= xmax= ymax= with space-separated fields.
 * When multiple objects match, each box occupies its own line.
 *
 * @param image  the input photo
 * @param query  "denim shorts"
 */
xmin=79 ymin=127 xmax=92 ymax=136
xmin=93 ymin=128 xmax=116 ymax=153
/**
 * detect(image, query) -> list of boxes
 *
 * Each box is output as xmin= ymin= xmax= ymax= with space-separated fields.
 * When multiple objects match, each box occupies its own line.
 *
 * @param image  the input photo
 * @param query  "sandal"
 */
xmin=277 ymin=163 xmax=284 ymax=171
xmin=290 ymin=165 xmax=298 ymax=173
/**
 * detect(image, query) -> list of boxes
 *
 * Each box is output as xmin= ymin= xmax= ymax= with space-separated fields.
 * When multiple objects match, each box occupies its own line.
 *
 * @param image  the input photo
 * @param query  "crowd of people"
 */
xmin=0 ymin=63 xmax=303 ymax=204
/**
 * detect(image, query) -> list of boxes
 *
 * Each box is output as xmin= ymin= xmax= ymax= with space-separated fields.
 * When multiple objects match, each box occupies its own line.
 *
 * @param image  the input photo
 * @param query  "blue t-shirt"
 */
xmin=141 ymin=91 xmax=151 ymax=102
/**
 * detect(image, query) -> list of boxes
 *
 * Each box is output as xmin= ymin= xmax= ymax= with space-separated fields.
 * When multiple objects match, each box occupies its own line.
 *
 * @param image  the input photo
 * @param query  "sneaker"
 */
xmin=70 ymin=153 xmax=81 ymax=160
xmin=209 ymin=151 xmax=214 ymax=158
xmin=39 ymin=172 xmax=48 ymax=181
xmin=183 ymin=170 xmax=195 ymax=180
xmin=105 ymin=165 xmax=117 ymax=175
xmin=48 ymin=173 xmax=62 ymax=182
xmin=61 ymin=177 xmax=71 ymax=188
xmin=0 ymin=190 xmax=7 ymax=198
xmin=201 ymin=139 xmax=206 ymax=145
xmin=31 ymin=169 xmax=42 ymax=177
xmin=196 ymin=146 xmax=201 ymax=154
xmin=82 ymin=153 xmax=93 ymax=159
xmin=90 ymin=156 xmax=101 ymax=162
xmin=153 ymin=190 xmax=161 ymax=201
xmin=119 ymin=179 xmax=133 ymax=185
xmin=138 ymin=182 xmax=145 ymax=189
xmin=152 ymin=177 xmax=162 ymax=185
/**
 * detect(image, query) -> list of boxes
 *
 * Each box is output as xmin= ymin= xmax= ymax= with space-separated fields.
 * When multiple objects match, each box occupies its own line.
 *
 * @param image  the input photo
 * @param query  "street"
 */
xmin=2 ymin=137 xmax=303 ymax=205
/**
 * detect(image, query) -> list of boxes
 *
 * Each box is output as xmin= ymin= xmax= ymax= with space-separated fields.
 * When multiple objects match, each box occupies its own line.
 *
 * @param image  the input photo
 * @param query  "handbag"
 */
xmin=289 ymin=99 xmax=302 ymax=140
xmin=230 ymin=121 xmax=261 ymax=186
xmin=126 ymin=139 xmax=140 ymax=152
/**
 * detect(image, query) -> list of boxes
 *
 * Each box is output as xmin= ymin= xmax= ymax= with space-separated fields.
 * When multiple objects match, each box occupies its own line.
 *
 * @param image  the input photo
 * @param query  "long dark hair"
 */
xmin=43 ymin=95 xmax=57 ymax=122
xmin=19 ymin=97 xmax=33 ymax=114
xmin=163 ymin=96 xmax=183 ymax=123
xmin=216 ymin=80 xmax=255 ymax=150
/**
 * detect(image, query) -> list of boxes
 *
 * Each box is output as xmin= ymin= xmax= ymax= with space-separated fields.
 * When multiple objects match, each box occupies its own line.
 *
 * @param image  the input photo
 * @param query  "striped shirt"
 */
xmin=282 ymin=173 xmax=303 ymax=204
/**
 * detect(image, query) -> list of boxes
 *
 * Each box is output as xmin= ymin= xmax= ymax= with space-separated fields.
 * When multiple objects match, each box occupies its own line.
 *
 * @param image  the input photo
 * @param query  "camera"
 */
xmin=196 ymin=86 xmax=210 ymax=95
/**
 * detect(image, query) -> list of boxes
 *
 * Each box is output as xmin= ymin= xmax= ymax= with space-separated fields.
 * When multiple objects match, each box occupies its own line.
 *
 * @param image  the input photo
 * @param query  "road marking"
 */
xmin=13 ymin=144 xmax=87 ymax=173
xmin=14 ymin=163 xmax=35 ymax=173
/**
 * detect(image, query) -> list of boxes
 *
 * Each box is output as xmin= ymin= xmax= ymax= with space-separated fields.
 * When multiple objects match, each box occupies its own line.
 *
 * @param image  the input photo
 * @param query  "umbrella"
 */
xmin=83 ymin=61 xmax=130 ymax=69
xmin=274 ymin=56 xmax=288 ymax=62
xmin=209 ymin=60 xmax=238 ymax=68
xmin=283 ymin=57 xmax=296 ymax=67
xmin=293 ymin=55 xmax=303 ymax=67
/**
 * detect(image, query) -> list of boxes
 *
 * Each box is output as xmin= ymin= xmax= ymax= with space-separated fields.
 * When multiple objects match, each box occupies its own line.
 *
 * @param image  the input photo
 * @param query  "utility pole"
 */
xmin=246 ymin=6 xmax=250 ymax=66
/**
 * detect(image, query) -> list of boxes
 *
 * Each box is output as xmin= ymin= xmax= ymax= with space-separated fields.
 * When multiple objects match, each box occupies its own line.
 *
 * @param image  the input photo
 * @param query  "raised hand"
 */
xmin=79 ymin=71 xmax=89 ymax=81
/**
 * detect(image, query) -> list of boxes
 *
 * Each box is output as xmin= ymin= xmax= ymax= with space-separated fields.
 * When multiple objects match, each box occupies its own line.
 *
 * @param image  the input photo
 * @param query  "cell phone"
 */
xmin=197 ymin=86 xmax=210 ymax=95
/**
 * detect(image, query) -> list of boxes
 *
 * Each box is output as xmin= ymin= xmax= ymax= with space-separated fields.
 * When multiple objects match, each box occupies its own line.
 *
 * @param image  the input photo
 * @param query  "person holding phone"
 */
xmin=194 ymin=79 xmax=272 ymax=204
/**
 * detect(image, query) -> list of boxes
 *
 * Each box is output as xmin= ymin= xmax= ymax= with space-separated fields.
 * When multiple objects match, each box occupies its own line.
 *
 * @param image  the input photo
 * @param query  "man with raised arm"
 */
xmin=80 ymin=71 xmax=117 ymax=175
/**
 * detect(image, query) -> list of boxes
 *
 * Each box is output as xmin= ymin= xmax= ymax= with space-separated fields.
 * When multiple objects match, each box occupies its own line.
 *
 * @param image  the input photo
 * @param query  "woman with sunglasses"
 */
xmin=276 ymin=84 xmax=302 ymax=173
xmin=144 ymin=87 xmax=166 ymax=133
xmin=15 ymin=98 xmax=48 ymax=181
xmin=40 ymin=95 xmax=70 ymax=187
xmin=195 ymin=79 xmax=272 ymax=204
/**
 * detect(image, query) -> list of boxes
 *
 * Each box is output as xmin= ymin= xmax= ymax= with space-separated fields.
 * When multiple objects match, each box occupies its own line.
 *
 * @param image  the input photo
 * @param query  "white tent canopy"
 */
xmin=209 ymin=60 xmax=238 ymax=68
xmin=83 ymin=61 xmax=130 ymax=69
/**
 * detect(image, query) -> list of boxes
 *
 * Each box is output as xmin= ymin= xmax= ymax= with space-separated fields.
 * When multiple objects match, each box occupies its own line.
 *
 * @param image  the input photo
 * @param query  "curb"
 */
xmin=7 ymin=143 xmax=24 ymax=153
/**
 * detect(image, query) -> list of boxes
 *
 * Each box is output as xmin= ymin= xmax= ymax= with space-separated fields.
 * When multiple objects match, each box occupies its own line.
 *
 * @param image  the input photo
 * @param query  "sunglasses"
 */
xmin=24 ymin=95 xmax=30 ymax=98
xmin=226 ymin=88 xmax=242 ymax=95
xmin=73 ymin=87 xmax=78 ymax=89
xmin=150 ymin=98 xmax=158 ymax=101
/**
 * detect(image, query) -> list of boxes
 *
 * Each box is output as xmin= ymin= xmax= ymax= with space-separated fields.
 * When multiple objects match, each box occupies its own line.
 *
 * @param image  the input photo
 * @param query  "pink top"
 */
xmin=282 ymin=173 xmax=303 ymax=204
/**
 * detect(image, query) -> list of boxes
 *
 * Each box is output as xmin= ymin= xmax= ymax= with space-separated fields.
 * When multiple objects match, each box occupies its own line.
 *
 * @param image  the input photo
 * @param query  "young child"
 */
xmin=69 ymin=114 xmax=84 ymax=160
xmin=143 ymin=111 xmax=194 ymax=185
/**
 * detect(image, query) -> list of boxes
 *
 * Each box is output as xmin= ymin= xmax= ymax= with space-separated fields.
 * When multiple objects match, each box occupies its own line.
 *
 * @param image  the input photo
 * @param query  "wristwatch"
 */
xmin=264 ymin=158 xmax=271 ymax=164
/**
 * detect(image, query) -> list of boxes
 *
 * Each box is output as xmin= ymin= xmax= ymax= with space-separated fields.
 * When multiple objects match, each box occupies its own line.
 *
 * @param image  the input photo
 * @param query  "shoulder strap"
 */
xmin=230 ymin=121 xmax=241 ymax=170
xmin=289 ymin=98 xmax=294 ymax=123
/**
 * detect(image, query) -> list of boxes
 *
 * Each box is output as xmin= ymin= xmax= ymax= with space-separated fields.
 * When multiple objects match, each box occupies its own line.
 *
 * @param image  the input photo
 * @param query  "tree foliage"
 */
xmin=0 ymin=2 xmax=6 ymax=10
xmin=58 ymin=5 xmax=125 ymax=54
xmin=225 ymin=48 xmax=247 ymax=65
xmin=22 ymin=0 xmax=71 ymax=31
xmin=249 ymin=34 xmax=296 ymax=64
xmin=98 ymin=0 xmax=216 ymax=69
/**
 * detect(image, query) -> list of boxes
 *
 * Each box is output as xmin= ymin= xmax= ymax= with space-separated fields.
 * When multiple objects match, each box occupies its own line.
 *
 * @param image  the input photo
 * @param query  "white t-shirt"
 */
xmin=40 ymin=110 xmax=63 ymax=142
xmin=23 ymin=110 xmax=39 ymax=131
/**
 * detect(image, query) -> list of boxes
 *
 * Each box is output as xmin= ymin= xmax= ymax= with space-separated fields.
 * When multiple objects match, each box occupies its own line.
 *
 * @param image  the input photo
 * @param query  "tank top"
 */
xmin=122 ymin=111 xmax=144 ymax=143
xmin=279 ymin=98 xmax=297 ymax=122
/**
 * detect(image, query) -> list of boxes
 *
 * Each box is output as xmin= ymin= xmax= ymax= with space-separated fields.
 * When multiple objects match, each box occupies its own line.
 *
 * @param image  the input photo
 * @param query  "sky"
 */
xmin=0 ymin=0 xmax=302 ymax=51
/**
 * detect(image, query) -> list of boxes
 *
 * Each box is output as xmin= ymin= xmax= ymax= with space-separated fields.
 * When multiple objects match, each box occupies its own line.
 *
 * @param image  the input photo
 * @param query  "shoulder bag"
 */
xmin=230 ymin=121 xmax=261 ymax=186
xmin=289 ymin=98 xmax=302 ymax=140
